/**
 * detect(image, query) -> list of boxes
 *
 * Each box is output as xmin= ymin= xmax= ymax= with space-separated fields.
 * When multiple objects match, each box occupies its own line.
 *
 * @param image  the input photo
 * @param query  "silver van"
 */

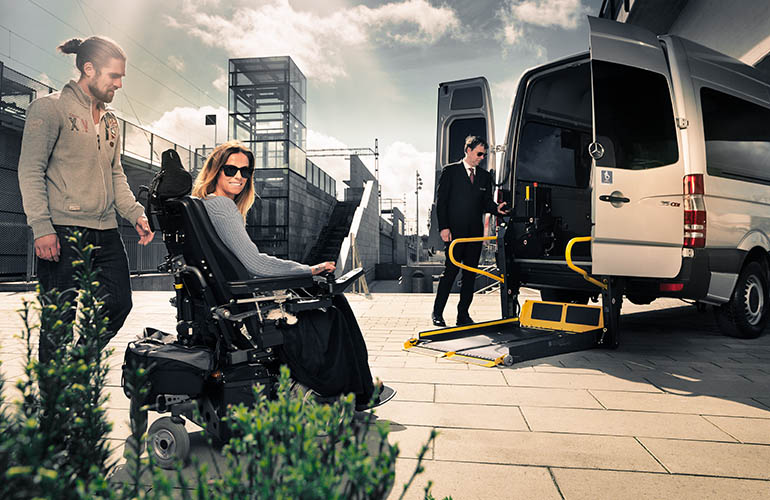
xmin=429 ymin=17 xmax=770 ymax=339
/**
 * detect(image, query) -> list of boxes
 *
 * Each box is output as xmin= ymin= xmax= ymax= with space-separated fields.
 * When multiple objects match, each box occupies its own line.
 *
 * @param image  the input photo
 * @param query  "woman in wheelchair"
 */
xmin=192 ymin=141 xmax=394 ymax=410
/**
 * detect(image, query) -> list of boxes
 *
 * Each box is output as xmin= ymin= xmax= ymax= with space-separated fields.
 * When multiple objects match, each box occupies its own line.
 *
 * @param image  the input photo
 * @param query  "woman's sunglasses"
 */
xmin=221 ymin=164 xmax=254 ymax=178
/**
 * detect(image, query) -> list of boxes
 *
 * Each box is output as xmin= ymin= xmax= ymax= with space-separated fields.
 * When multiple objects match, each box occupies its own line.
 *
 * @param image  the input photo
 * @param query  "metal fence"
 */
xmin=0 ymin=61 xmax=205 ymax=280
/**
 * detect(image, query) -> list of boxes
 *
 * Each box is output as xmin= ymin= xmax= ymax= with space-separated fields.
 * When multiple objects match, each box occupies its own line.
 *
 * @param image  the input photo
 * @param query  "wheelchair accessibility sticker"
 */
xmin=601 ymin=170 xmax=613 ymax=184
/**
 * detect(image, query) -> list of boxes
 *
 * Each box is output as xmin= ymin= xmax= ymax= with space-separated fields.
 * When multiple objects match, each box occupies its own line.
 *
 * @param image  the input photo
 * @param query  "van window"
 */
xmin=517 ymin=122 xmax=591 ymax=188
xmin=516 ymin=62 xmax=592 ymax=188
xmin=701 ymin=87 xmax=770 ymax=184
xmin=593 ymin=61 xmax=678 ymax=170
xmin=451 ymin=87 xmax=483 ymax=110
xmin=447 ymin=117 xmax=486 ymax=164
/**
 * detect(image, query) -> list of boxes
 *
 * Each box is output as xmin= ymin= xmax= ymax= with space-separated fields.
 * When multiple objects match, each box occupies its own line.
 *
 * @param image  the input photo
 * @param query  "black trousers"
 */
xmin=433 ymin=239 xmax=483 ymax=319
xmin=279 ymin=295 xmax=374 ymax=405
xmin=37 ymin=226 xmax=133 ymax=364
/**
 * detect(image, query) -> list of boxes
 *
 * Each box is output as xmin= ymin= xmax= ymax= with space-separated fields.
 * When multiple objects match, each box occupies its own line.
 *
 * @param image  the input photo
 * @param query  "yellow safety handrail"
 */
xmin=565 ymin=236 xmax=607 ymax=289
xmin=447 ymin=236 xmax=504 ymax=283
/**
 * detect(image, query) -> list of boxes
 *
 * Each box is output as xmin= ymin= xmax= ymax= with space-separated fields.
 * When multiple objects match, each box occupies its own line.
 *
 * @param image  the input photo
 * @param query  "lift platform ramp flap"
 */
xmin=404 ymin=300 xmax=605 ymax=367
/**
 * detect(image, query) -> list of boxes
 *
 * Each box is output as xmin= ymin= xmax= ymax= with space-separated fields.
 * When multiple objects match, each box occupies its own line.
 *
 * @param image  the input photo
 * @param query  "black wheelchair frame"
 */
xmin=122 ymin=193 xmax=363 ymax=468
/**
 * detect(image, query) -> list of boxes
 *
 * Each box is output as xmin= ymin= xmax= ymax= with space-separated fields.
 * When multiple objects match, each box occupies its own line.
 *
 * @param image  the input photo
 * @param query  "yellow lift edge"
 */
xmin=404 ymin=234 xmax=614 ymax=367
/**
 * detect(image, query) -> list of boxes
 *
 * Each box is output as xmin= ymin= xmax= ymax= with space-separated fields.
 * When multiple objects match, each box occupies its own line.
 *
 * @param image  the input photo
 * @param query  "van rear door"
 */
xmin=588 ymin=17 xmax=684 ymax=278
xmin=427 ymin=78 xmax=496 ymax=251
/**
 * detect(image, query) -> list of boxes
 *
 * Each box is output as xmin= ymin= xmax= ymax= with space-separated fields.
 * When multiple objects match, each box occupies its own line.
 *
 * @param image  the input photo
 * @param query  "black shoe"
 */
xmin=456 ymin=315 xmax=474 ymax=326
xmin=431 ymin=312 xmax=446 ymax=327
xmin=356 ymin=384 xmax=397 ymax=411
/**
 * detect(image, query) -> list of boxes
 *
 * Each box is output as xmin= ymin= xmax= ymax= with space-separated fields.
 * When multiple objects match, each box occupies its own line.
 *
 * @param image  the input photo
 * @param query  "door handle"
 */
xmin=599 ymin=195 xmax=630 ymax=204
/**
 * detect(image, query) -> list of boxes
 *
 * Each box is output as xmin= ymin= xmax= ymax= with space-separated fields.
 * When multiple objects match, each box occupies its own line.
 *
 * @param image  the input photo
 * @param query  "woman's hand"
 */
xmin=311 ymin=261 xmax=336 ymax=275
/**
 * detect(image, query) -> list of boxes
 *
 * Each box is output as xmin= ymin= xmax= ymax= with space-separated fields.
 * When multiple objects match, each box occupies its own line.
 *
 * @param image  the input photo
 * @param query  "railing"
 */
xmin=0 ymin=62 xmax=56 ymax=120
xmin=0 ymin=61 xmax=206 ymax=279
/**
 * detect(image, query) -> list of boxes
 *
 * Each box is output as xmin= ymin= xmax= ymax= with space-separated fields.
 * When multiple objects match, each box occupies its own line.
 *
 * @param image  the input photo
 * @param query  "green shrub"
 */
xmin=0 ymin=231 xmax=447 ymax=499
xmin=0 ymin=231 xmax=114 ymax=500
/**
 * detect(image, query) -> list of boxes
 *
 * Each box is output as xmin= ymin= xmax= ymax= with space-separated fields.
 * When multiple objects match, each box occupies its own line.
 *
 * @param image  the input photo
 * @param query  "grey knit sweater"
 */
xmin=202 ymin=195 xmax=312 ymax=278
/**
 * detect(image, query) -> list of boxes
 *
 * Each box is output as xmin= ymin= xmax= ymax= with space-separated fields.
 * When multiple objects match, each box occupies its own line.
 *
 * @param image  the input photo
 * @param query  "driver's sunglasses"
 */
xmin=221 ymin=164 xmax=254 ymax=178
xmin=476 ymin=152 xmax=487 ymax=158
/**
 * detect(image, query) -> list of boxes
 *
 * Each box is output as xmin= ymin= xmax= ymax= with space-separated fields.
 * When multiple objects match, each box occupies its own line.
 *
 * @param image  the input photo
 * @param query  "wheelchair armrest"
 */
xmin=318 ymin=267 xmax=364 ymax=294
xmin=227 ymin=275 xmax=316 ymax=295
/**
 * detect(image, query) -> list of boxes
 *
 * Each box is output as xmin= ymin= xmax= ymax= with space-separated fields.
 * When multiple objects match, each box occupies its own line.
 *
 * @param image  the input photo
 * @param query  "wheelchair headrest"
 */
xmin=152 ymin=149 xmax=193 ymax=201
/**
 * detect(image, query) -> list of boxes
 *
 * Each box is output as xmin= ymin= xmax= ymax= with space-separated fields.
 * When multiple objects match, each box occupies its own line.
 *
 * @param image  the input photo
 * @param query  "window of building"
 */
xmin=701 ymin=87 xmax=770 ymax=184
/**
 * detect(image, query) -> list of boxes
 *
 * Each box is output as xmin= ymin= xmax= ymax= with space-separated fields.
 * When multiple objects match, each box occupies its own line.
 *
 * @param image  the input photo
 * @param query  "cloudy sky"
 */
xmin=0 ymin=0 xmax=603 ymax=233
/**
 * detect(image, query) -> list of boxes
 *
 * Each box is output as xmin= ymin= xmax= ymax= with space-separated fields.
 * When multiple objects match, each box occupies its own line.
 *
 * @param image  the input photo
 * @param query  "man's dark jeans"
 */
xmin=37 ymin=226 xmax=133 ymax=364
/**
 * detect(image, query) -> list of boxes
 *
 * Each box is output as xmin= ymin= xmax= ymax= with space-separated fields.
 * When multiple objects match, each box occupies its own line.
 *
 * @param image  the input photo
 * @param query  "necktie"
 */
xmin=469 ymin=168 xmax=475 ymax=184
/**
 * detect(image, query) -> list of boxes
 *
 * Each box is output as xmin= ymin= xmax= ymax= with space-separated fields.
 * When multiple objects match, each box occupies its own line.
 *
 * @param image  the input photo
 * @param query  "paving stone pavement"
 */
xmin=1 ymin=288 xmax=770 ymax=499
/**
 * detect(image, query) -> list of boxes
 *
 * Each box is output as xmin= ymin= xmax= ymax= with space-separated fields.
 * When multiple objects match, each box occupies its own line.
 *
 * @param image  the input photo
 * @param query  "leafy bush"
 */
xmin=0 ymin=231 xmax=446 ymax=499
xmin=0 ymin=232 xmax=113 ymax=500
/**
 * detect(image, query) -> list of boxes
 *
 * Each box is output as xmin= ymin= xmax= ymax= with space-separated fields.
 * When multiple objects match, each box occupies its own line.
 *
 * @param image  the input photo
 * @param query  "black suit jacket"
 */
xmin=436 ymin=160 xmax=498 ymax=238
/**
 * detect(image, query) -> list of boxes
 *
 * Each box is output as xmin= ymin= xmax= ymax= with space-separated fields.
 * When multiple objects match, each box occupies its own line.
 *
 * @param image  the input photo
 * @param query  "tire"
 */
xmin=626 ymin=294 xmax=656 ymax=306
xmin=539 ymin=289 xmax=590 ymax=305
xmin=714 ymin=260 xmax=769 ymax=339
xmin=148 ymin=416 xmax=190 ymax=469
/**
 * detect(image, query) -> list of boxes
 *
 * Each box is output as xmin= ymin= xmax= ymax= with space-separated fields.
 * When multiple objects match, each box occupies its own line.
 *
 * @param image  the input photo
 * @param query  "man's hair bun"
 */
xmin=57 ymin=38 xmax=83 ymax=54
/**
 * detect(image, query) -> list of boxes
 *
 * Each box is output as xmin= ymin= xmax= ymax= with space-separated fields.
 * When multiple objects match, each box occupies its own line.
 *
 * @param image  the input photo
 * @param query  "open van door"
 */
xmin=427 ymin=78 xmax=496 ymax=251
xmin=588 ymin=17 xmax=684 ymax=278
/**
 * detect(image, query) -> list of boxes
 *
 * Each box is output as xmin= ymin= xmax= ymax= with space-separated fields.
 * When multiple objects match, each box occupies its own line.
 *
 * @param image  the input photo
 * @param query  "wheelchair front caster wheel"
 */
xmin=148 ymin=416 xmax=190 ymax=469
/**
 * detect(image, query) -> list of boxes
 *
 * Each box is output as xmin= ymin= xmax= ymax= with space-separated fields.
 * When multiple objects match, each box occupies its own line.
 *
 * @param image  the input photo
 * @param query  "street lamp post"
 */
xmin=415 ymin=171 xmax=423 ymax=262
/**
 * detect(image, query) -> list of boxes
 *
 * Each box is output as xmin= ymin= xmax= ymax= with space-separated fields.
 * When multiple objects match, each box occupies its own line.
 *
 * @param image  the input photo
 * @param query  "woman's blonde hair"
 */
xmin=192 ymin=141 xmax=256 ymax=218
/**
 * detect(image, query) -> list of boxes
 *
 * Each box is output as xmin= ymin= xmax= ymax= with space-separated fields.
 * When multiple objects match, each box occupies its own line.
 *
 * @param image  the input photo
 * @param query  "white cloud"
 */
xmin=306 ymin=129 xmax=352 ymax=192
xmin=499 ymin=0 xmax=589 ymax=50
xmin=147 ymin=105 xmax=228 ymax=149
xmin=306 ymin=131 xmax=434 ymax=232
xmin=167 ymin=55 xmax=185 ymax=72
xmin=379 ymin=141 xmax=434 ymax=235
xmin=492 ymin=76 xmax=521 ymax=105
xmin=169 ymin=0 xmax=463 ymax=83
xmin=37 ymin=73 xmax=54 ymax=87
xmin=212 ymin=66 xmax=227 ymax=92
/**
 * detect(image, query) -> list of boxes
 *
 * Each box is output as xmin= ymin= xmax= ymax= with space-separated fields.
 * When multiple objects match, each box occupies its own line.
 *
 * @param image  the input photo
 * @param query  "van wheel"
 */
xmin=714 ymin=261 xmax=769 ymax=339
xmin=539 ymin=289 xmax=590 ymax=304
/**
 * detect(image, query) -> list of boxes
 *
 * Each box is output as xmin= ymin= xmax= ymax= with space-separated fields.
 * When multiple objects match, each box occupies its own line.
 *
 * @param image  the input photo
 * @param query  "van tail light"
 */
xmin=683 ymin=174 xmax=706 ymax=248
xmin=660 ymin=283 xmax=684 ymax=292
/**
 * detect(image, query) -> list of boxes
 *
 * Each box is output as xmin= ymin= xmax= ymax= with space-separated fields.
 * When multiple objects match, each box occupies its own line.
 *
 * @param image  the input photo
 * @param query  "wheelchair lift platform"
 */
xmin=404 ymin=300 xmax=606 ymax=368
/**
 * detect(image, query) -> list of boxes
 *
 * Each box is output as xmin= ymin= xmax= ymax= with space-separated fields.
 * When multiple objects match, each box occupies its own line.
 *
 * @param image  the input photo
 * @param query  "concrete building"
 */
xmin=337 ymin=154 xmax=380 ymax=282
xmin=228 ymin=56 xmax=337 ymax=261
xmin=599 ymin=0 xmax=770 ymax=73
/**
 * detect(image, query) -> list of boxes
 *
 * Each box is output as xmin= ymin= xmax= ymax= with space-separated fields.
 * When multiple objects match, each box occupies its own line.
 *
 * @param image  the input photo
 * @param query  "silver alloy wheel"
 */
xmin=743 ymin=274 xmax=764 ymax=325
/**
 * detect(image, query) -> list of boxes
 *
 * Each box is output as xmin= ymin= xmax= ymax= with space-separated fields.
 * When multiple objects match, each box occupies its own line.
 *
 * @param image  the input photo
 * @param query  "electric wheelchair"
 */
xmin=122 ymin=150 xmax=365 ymax=468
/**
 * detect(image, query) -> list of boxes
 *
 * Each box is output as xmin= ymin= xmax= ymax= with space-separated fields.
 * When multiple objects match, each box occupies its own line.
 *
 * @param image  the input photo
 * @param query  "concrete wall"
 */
xmin=251 ymin=168 xmax=335 ymax=262
xmin=287 ymin=171 xmax=336 ymax=262
xmin=379 ymin=207 xmax=407 ymax=265
xmin=338 ymin=179 xmax=379 ymax=283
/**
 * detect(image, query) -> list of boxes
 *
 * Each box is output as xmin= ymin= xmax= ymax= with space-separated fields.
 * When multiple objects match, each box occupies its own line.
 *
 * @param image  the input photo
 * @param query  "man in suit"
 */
xmin=432 ymin=136 xmax=509 ymax=327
